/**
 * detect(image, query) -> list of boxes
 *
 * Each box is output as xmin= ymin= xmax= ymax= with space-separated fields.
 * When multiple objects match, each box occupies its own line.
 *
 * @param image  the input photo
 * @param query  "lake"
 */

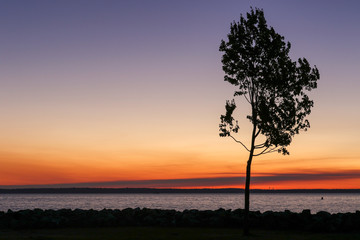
xmin=0 ymin=193 xmax=359 ymax=213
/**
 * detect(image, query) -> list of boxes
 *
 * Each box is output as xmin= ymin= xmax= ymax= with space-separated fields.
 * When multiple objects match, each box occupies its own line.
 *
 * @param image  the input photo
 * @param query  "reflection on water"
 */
xmin=0 ymin=193 xmax=359 ymax=213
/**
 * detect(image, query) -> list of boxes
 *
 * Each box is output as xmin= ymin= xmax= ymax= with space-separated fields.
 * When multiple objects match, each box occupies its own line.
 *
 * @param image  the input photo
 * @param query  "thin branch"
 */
xmin=244 ymin=94 xmax=251 ymax=104
xmin=254 ymin=142 xmax=267 ymax=149
xmin=261 ymin=148 xmax=279 ymax=155
xmin=253 ymin=147 xmax=278 ymax=157
xmin=229 ymin=135 xmax=250 ymax=152
xmin=253 ymin=146 xmax=269 ymax=156
xmin=254 ymin=129 xmax=261 ymax=138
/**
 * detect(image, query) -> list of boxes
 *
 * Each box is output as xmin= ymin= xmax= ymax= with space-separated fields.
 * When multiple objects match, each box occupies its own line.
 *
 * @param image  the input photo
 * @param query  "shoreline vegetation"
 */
xmin=1 ymin=208 xmax=359 ymax=233
xmin=1 ymin=188 xmax=360 ymax=194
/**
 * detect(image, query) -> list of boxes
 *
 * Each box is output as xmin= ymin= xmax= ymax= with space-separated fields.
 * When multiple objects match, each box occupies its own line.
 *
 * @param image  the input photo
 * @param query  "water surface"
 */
xmin=0 ymin=193 xmax=359 ymax=213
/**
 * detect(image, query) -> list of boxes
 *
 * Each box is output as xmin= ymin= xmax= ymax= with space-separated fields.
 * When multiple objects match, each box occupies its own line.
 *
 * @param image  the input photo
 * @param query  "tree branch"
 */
xmin=244 ymin=94 xmax=251 ymax=104
xmin=254 ymin=141 xmax=267 ymax=149
xmin=229 ymin=135 xmax=250 ymax=152
xmin=253 ymin=146 xmax=269 ymax=156
xmin=253 ymin=146 xmax=278 ymax=156
xmin=254 ymin=129 xmax=261 ymax=138
xmin=261 ymin=148 xmax=279 ymax=155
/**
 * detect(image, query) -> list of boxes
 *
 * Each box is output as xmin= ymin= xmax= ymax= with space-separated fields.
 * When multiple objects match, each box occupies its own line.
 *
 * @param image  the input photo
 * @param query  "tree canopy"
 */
xmin=219 ymin=8 xmax=319 ymax=155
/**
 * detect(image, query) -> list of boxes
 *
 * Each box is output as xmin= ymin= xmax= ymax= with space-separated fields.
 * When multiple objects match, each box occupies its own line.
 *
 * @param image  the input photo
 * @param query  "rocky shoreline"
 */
xmin=1 ymin=208 xmax=359 ymax=232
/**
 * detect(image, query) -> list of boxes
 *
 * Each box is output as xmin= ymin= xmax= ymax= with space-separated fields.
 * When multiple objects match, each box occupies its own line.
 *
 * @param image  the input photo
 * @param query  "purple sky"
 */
xmin=1 ymin=0 xmax=360 ymax=188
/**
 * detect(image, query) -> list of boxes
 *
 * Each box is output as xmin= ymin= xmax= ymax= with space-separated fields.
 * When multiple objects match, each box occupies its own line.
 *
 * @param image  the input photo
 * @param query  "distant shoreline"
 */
xmin=0 ymin=188 xmax=359 ymax=194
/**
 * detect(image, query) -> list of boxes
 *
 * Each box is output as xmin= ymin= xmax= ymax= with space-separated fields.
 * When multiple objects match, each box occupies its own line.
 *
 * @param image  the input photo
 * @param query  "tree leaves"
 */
xmin=219 ymin=99 xmax=239 ymax=137
xmin=219 ymin=8 xmax=319 ymax=156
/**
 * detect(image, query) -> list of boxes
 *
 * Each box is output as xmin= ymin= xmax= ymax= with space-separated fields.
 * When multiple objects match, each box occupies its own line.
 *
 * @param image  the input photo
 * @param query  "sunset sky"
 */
xmin=1 ymin=0 xmax=359 ymax=189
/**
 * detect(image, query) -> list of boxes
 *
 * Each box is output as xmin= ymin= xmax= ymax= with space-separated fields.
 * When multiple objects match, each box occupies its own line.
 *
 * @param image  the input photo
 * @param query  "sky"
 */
xmin=1 ymin=0 xmax=359 ymax=189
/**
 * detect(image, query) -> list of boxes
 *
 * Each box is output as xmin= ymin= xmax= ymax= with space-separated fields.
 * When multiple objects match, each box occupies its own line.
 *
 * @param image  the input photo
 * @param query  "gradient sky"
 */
xmin=1 ymin=0 xmax=359 ymax=189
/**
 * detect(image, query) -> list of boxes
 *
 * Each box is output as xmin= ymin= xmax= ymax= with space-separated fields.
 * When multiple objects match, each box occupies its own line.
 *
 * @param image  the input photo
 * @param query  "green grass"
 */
xmin=0 ymin=227 xmax=360 ymax=240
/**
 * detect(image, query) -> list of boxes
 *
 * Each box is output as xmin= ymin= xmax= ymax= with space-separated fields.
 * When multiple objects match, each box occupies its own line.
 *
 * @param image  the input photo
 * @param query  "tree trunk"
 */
xmin=243 ymin=109 xmax=257 ymax=236
xmin=243 ymin=150 xmax=254 ymax=236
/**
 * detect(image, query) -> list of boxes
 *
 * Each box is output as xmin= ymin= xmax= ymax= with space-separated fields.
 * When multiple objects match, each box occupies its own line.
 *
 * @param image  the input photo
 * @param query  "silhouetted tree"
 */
xmin=219 ymin=8 xmax=319 ymax=235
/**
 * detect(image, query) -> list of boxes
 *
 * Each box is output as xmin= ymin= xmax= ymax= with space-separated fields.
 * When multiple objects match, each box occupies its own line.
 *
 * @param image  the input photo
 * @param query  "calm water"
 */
xmin=0 ymin=193 xmax=359 ymax=213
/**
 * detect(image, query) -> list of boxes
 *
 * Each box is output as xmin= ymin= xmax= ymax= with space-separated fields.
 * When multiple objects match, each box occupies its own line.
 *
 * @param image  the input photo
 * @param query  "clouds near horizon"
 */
xmin=2 ymin=169 xmax=360 ymax=189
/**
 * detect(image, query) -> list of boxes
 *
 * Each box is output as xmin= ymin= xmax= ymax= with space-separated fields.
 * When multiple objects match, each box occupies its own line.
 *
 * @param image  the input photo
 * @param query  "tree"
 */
xmin=219 ymin=8 xmax=319 ymax=235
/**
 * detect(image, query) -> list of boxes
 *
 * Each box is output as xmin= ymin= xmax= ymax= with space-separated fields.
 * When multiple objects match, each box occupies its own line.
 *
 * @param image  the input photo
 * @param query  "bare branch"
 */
xmin=254 ymin=142 xmax=267 ymax=149
xmin=229 ymin=135 xmax=250 ymax=152
xmin=253 ymin=146 xmax=278 ymax=157
xmin=244 ymin=94 xmax=251 ymax=104
xmin=254 ymin=129 xmax=261 ymax=138
xmin=253 ymin=146 xmax=269 ymax=156
xmin=261 ymin=148 xmax=279 ymax=155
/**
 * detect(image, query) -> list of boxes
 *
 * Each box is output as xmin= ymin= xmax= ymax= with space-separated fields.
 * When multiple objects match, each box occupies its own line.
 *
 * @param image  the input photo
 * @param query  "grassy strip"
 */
xmin=1 ymin=227 xmax=360 ymax=240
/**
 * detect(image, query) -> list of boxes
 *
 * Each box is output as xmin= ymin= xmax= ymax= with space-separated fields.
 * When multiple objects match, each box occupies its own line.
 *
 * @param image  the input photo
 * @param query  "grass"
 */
xmin=1 ymin=227 xmax=360 ymax=240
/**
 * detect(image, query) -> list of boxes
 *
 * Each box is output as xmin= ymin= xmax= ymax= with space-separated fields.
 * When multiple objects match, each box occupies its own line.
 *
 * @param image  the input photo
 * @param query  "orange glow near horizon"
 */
xmin=1 ymin=146 xmax=359 ymax=189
